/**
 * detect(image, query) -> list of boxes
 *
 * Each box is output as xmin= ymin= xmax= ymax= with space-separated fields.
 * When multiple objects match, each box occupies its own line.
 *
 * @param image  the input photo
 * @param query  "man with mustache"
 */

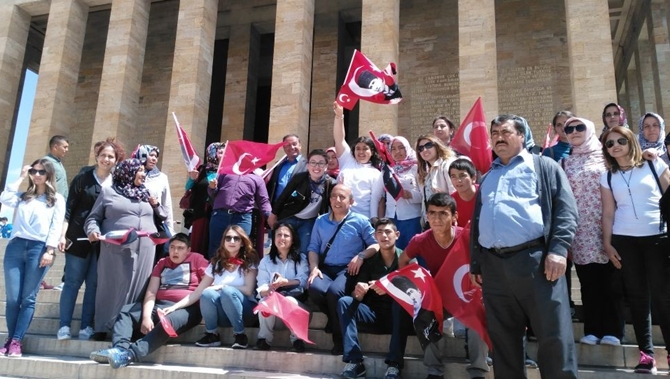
xmin=469 ymin=115 xmax=579 ymax=379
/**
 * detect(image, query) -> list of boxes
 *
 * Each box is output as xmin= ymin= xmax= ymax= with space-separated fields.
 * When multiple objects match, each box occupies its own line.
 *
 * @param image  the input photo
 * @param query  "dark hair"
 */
xmin=94 ymin=137 xmax=126 ymax=162
xmin=433 ymin=116 xmax=456 ymax=133
xmin=49 ymin=135 xmax=68 ymax=148
xmin=21 ymin=158 xmax=58 ymax=207
xmin=307 ymin=149 xmax=328 ymax=162
xmin=269 ymin=223 xmax=301 ymax=265
xmin=601 ymin=126 xmax=643 ymax=173
xmin=283 ymin=134 xmax=300 ymax=142
xmin=357 ymin=70 xmax=379 ymax=89
xmin=374 ymin=217 xmax=397 ymax=231
xmin=351 ymin=136 xmax=382 ymax=167
xmin=169 ymin=232 xmax=191 ymax=248
xmin=0 ymin=217 xmax=7 ymax=222
xmin=211 ymin=225 xmax=259 ymax=275
xmin=449 ymin=158 xmax=476 ymax=179
xmin=552 ymin=111 xmax=575 ymax=127
xmin=664 ymin=132 xmax=670 ymax=146
xmin=390 ymin=275 xmax=419 ymax=293
xmin=490 ymin=114 xmax=525 ymax=135
xmin=426 ymin=192 xmax=457 ymax=214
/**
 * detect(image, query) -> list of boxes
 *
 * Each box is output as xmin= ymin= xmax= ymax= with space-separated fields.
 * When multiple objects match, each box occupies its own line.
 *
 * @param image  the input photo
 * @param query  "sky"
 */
xmin=0 ymin=69 xmax=38 ymax=222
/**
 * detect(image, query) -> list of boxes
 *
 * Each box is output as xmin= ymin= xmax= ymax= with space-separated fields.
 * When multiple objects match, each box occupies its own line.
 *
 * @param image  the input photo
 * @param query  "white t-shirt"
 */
xmin=205 ymin=263 xmax=246 ymax=286
xmin=337 ymin=145 xmax=381 ymax=218
xmin=600 ymin=159 xmax=668 ymax=236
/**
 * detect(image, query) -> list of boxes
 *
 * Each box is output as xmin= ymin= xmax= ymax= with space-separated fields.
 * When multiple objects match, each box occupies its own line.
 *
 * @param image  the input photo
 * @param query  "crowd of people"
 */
xmin=1 ymin=100 xmax=669 ymax=379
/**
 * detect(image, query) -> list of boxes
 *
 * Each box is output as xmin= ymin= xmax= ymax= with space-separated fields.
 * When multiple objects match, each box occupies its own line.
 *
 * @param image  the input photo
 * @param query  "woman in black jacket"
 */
xmin=267 ymin=149 xmax=337 ymax=256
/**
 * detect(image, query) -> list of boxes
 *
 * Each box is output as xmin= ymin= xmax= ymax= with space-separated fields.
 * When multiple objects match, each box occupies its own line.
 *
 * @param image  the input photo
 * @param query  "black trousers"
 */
xmin=574 ymin=262 xmax=624 ymax=339
xmin=480 ymin=246 xmax=577 ymax=379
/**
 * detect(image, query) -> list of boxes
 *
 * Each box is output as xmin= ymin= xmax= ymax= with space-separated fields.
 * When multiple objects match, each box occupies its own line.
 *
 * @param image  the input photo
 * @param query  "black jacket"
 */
xmin=272 ymin=172 xmax=337 ymax=221
xmin=64 ymin=169 xmax=102 ymax=258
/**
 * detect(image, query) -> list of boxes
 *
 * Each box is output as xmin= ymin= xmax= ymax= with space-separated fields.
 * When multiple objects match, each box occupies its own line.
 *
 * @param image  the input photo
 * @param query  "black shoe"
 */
xmin=254 ymin=338 xmax=271 ymax=351
xmin=341 ymin=362 xmax=366 ymax=378
xmin=232 ymin=333 xmax=248 ymax=349
xmin=195 ymin=332 xmax=221 ymax=347
xmin=292 ymin=339 xmax=306 ymax=353
xmin=324 ymin=321 xmax=333 ymax=334
xmin=91 ymin=332 xmax=108 ymax=341
xmin=331 ymin=341 xmax=343 ymax=355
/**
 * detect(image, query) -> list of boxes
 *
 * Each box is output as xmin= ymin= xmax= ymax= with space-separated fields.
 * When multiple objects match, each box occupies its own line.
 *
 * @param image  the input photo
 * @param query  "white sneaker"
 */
xmin=79 ymin=326 xmax=95 ymax=340
xmin=57 ymin=326 xmax=71 ymax=340
xmin=53 ymin=282 xmax=64 ymax=291
xmin=579 ymin=334 xmax=599 ymax=345
xmin=600 ymin=335 xmax=621 ymax=346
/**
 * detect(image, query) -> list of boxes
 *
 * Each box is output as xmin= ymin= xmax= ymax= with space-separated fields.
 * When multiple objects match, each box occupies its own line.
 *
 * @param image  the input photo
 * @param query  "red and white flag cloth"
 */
xmin=172 ymin=112 xmax=201 ymax=171
xmin=369 ymin=131 xmax=404 ymax=201
xmin=542 ymin=123 xmax=559 ymax=150
xmin=434 ymin=224 xmax=492 ymax=350
xmin=156 ymin=308 xmax=178 ymax=337
xmin=450 ymin=97 xmax=492 ymax=174
xmin=377 ymin=263 xmax=443 ymax=349
xmin=336 ymin=49 xmax=402 ymax=110
xmin=218 ymin=140 xmax=284 ymax=175
xmin=253 ymin=292 xmax=314 ymax=344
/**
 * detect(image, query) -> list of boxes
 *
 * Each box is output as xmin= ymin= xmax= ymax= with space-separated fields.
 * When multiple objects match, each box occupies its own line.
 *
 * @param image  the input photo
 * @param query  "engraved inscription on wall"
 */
xmin=498 ymin=65 xmax=554 ymax=138
xmin=410 ymin=73 xmax=459 ymax=141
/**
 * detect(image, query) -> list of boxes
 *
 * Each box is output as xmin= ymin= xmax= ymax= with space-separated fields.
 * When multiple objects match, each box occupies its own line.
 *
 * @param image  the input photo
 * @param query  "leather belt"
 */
xmin=215 ymin=208 xmax=244 ymax=215
xmin=485 ymin=237 xmax=544 ymax=255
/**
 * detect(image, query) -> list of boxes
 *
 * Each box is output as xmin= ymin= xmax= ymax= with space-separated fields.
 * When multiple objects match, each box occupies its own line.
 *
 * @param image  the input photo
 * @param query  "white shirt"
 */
xmin=337 ymin=145 xmax=381 ymax=218
xmin=370 ymin=165 xmax=422 ymax=220
xmin=144 ymin=172 xmax=174 ymax=234
xmin=205 ymin=263 xmax=246 ymax=287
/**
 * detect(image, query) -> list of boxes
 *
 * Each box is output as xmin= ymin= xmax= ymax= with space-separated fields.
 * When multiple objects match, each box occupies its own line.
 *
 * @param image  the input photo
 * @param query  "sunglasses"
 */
xmin=417 ymin=141 xmax=435 ymax=153
xmin=564 ymin=124 xmax=587 ymax=134
xmin=224 ymin=235 xmax=241 ymax=243
xmin=28 ymin=168 xmax=47 ymax=176
xmin=604 ymin=138 xmax=628 ymax=149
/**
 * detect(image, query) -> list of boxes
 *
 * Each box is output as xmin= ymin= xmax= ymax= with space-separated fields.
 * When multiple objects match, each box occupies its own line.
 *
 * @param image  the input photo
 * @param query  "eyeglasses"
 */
xmin=28 ymin=169 xmax=47 ymax=176
xmin=564 ymin=124 xmax=587 ymax=135
xmin=308 ymin=161 xmax=327 ymax=167
xmin=417 ymin=142 xmax=435 ymax=152
xmin=605 ymin=112 xmax=620 ymax=118
xmin=604 ymin=138 xmax=628 ymax=149
xmin=224 ymin=235 xmax=241 ymax=243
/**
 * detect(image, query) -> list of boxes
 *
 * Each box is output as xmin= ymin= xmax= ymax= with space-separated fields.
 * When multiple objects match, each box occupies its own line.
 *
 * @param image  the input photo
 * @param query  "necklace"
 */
xmin=619 ymin=169 xmax=638 ymax=219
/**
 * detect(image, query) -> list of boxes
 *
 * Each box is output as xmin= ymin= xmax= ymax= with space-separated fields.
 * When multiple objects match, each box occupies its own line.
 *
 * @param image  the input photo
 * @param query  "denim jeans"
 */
xmin=393 ymin=217 xmax=422 ymax=250
xmin=208 ymin=210 xmax=252 ymax=257
xmin=59 ymin=252 xmax=98 ymax=329
xmin=281 ymin=216 xmax=315 ymax=256
xmin=200 ymin=286 xmax=257 ymax=334
xmin=307 ymin=265 xmax=348 ymax=342
xmin=338 ymin=296 xmax=394 ymax=363
xmin=3 ymin=238 xmax=50 ymax=341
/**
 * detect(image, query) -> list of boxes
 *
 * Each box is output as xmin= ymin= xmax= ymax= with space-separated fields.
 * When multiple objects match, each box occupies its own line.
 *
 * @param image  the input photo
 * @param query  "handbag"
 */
xmin=179 ymin=189 xmax=192 ymax=210
xmin=318 ymin=213 xmax=350 ymax=267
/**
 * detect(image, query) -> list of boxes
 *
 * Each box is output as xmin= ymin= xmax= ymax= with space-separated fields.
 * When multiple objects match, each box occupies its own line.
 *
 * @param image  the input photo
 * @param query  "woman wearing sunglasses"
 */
xmin=560 ymin=117 xmax=623 ymax=347
xmin=193 ymin=225 xmax=259 ymax=349
xmin=600 ymin=126 xmax=670 ymax=374
xmin=415 ymin=134 xmax=457 ymax=228
xmin=0 ymin=159 xmax=65 ymax=357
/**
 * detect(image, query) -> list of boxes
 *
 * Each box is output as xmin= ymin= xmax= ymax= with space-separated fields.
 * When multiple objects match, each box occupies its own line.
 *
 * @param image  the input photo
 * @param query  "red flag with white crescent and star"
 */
xmin=336 ymin=49 xmax=402 ymax=110
xmin=172 ymin=112 xmax=201 ymax=171
xmin=450 ymin=97 xmax=492 ymax=174
xmin=218 ymin=140 xmax=284 ymax=175
xmin=434 ymin=224 xmax=492 ymax=350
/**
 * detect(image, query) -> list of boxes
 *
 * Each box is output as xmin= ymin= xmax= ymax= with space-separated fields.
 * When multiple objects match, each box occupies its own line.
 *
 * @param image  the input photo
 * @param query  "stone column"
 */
xmin=458 ymin=0 xmax=498 ymax=122
xmin=26 ymin=0 xmax=88 ymax=157
xmin=637 ymin=34 xmax=658 ymax=115
xmin=634 ymin=45 xmax=647 ymax=116
xmin=359 ymin=0 xmax=399 ymax=137
xmin=648 ymin=0 xmax=670 ymax=117
xmin=0 ymin=4 xmax=30 ymax=187
xmin=221 ymin=24 xmax=260 ymax=142
xmin=564 ymin=0 xmax=617 ymax=124
xmin=91 ymin=0 xmax=150 ymax=151
xmin=162 ymin=0 xmax=218 ymax=224
xmin=627 ymin=67 xmax=642 ymax=131
xmin=268 ymin=0 xmax=314 ymax=148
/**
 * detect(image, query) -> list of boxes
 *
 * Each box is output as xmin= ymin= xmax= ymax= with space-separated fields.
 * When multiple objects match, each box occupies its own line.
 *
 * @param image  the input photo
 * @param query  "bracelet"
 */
xmin=335 ymin=115 xmax=344 ymax=119
xmin=357 ymin=252 xmax=366 ymax=260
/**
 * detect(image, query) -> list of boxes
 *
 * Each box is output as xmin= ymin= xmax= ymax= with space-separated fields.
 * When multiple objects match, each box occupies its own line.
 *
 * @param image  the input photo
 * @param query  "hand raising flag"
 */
xmin=450 ymin=97 xmax=492 ymax=174
xmin=172 ymin=113 xmax=201 ymax=171
xmin=336 ymin=50 xmax=402 ymax=110
xmin=218 ymin=140 xmax=285 ymax=175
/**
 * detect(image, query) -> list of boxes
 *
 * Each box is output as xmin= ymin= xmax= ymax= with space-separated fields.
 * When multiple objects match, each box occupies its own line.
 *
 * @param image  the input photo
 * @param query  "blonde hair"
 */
xmin=21 ymin=159 xmax=58 ymax=207
xmin=416 ymin=134 xmax=456 ymax=185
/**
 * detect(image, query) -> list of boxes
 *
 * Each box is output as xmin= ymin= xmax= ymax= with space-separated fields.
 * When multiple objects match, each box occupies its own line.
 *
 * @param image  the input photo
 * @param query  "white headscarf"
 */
xmin=564 ymin=117 xmax=601 ymax=155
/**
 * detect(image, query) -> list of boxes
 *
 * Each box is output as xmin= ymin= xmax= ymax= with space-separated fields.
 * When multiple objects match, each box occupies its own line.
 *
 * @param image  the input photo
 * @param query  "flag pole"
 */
xmin=217 ymin=140 xmax=229 ymax=174
xmin=262 ymin=154 xmax=287 ymax=179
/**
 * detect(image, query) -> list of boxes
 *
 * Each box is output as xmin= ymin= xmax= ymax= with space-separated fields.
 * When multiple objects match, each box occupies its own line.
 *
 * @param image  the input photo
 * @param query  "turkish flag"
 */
xmin=369 ymin=131 xmax=403 ymax=201
xmin=253 ymin=292 xmax=314 ymax=344
xmin=136 ymin=230 xmax=171 ymax=245
xmin=434 ymin=225 xmax=492 ymax=350
xmin=450 ymin=97 xmax=492 ymax=174
xmin=156 ymin=308 xmax=178 ymax=337
xmin=542 ymin=123 xmax=559 ymax=150
xmin=377 ymin=263 xmax=443 ymax=349
xmin=336 ymin=50 xmax=402 ymax=110
xmin=172 ymin=112 xmax=201 ymax=171
xmin=99 ymin=229 xmax=139 ymax=246
xmin=219 ymin=140 xmax=284 ymax=175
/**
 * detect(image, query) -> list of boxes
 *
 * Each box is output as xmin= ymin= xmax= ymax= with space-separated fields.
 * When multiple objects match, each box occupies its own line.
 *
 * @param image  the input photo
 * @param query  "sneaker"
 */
xmin=90 ymin=347 xmax=123 ymax=364
xmin=341 ymin=362 xmax=366 ymax=378
xmin=254 ymin=338 xmax=271 ymax=351
xmin=634 ymin=351 xmax=657 ymax=374
xmin=57 ymin=326 xmax=72 ymax=340
xmin=195 ymin=332 xmax=221 ymax=347
xmin=383 ymin=365 xmax=401 ymax=379
xmin=6 ymin=339 xmax=22 ymax=357
xmin=292 ymin=339 xmax=306 ymax=353
xmin=53 ymin=282 xmax=64 ymax=291
xmin=79 ymin=326 xmax=95 ymax=340
xmin=525 ymin=356 xmax=538 ymax=369
xmin=108 ymin=348 xmax=135 ymax=369
xmin=579 ymin=334 xmax=599 ymax=345
xmin=0 ymin=339 xmax=9 ymax=355
xmin=599 ymin=335 xmax=621 ymax=346
xmin=231 ymin=333 xmax=248 ymax=349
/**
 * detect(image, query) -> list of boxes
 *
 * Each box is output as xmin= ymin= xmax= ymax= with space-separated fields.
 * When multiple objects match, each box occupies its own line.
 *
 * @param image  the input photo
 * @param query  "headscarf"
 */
xmin=638 ymin=112 xmax=667 ymax=156
xmin=112 ymin=159 xmax=151 ymax=202
xmin=205 ymin=142 xmax=224 ymax=172
xmin=601 ymin=102 xmax=629 ymax=134
xmin=514 ymin=116 xmax=536 ymax=152
xmin=131 ymin=144 xmax=161 ymax=178
xmin=564 ymin=117 xmax=601 ymax=155
xmin=391 ymin=136 xmax=417 ymax=174
xmin=326 ymin=147 xmax=340 ymax=178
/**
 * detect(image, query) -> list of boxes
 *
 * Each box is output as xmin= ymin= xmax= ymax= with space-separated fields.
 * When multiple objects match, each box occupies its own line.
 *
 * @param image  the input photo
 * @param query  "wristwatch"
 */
xmin=357 ymin=252 xmax=366 ymax=260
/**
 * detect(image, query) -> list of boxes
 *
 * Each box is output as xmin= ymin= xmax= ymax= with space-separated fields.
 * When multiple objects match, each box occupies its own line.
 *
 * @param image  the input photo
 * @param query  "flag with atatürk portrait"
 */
xmin=336 ymin=49 xmax=402 ymax=110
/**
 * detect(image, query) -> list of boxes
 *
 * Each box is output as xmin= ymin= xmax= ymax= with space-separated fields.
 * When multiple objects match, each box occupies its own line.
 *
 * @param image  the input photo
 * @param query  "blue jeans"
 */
xmin=199 ymin=286 xmax=256 ymax=334
xmin=308 ymin=265 xmax=348 ymax=342
xmin=282 ymin=216 xmax=315 ymax=256
xmin=59 ymin=252 xmax=98 ymax=329
xmin=3 ymin=238 xmax=50 ymax=341
xmin=208 ymin=210 xmax=252 ymax=257
xmin=394 ymin=217 xmax=422 ymax=250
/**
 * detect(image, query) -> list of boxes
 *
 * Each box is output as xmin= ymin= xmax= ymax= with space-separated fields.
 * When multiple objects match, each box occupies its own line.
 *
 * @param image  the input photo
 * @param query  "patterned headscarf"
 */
xmin=638 ymin=112 xmax=667 ymax=156
xmin=131 ymin=144 xmax=161 ymax=178
xmin=564 ymin=117 xmax=601 ymax=155
xmin=112 ymin=159 xmax=151 ymax=202
xmin=601 ymin=103 xmax=629 ymax=134
xmin=326 ymin=147 xmax=340 ymax=178
xmin=206 ymin=142 xmax=224 ymax=172
xmin=391 ymin=136 xmax=418 ymax=174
